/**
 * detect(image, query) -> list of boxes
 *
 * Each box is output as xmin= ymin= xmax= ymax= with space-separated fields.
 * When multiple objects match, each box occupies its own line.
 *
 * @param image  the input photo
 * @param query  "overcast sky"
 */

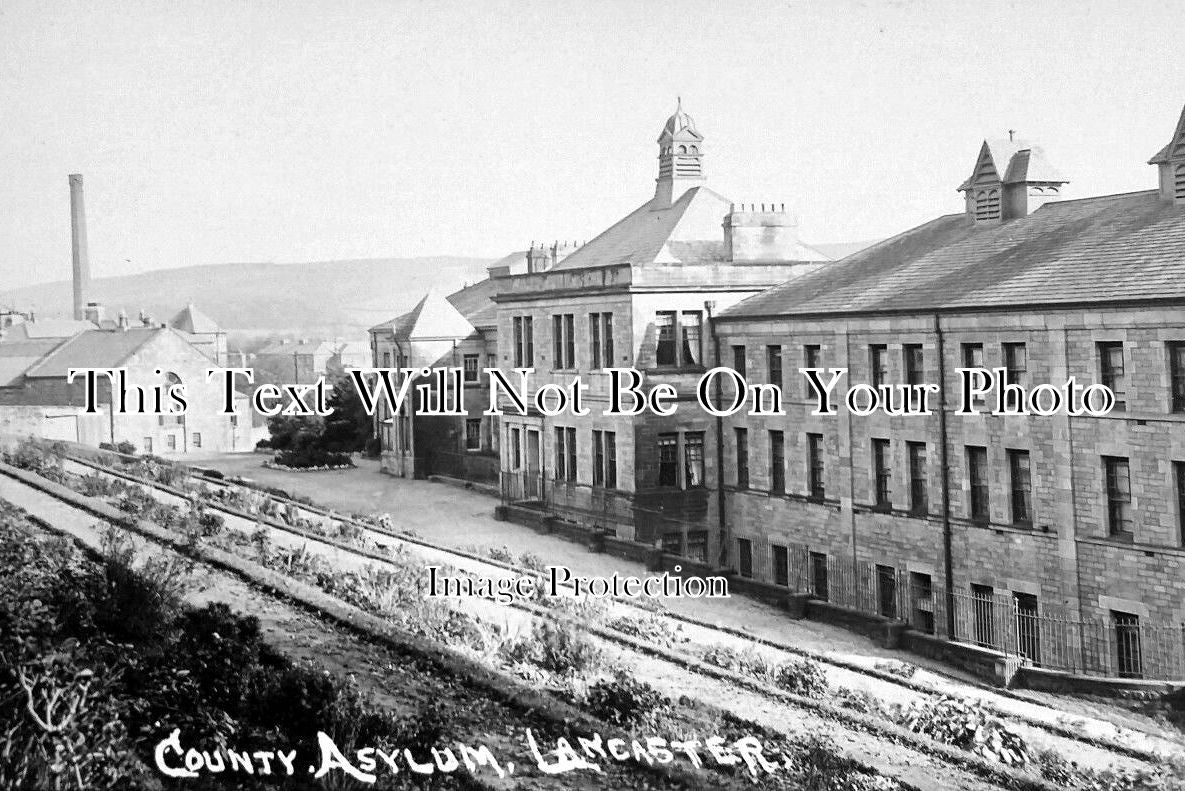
xmin=2 ymin=0 xmax=1184 ymax=290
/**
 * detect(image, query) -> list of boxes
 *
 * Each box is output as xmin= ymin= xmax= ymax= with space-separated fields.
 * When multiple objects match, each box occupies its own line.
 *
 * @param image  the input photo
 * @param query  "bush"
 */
xmin=892 ymin=696 xmax=1030 ymax=766
xmin=585 ymin=673 xmax=670 ymax=728
xmin=773 ymin=656 xmax=828 ymax=698
xmin=500 ymin=619 xmax=604 ymax=675
xmin=363 ymin=435 xmax=382 ymax=457
xmin=487 ymin=545 xmax=514 ymax=563
xmin=608 ymin=613 xmax=689 ymax=649
xmin=255 ymin=438 xmax=272 ymax=450
xmin=0 ymin=510 xmax=413 ymax=790
xmin=272 ymin=447 xmax=354 ymax=469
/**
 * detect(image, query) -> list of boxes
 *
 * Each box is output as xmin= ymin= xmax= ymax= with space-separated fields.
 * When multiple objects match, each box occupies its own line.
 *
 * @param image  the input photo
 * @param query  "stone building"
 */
xmin=0 ymin=322 xmax=248 ymax=454
xmin=369 ymin=291 xmax=499 ymax=481
xmin=489 ymin=102 xmax=832 ymax=551
xmin=712 ymin=102 xmax=1185 ymax=680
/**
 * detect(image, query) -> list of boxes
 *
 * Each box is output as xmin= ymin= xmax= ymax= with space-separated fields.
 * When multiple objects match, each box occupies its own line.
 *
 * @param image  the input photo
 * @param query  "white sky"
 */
xmin=2 ymin=0 xmax=1183 ymax=289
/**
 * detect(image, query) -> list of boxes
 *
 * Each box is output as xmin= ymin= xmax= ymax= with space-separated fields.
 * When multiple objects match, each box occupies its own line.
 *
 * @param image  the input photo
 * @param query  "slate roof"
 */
xmin=722 ymin=190 xmax=1185 ymax=319
xmin=447 ymin=278 xmax=498 ymax=328
xmin=1 ymin=319 xmax=95 ymax=340
xmin=23 ymin=327 xmax=167 ymax=378
xmin=551 ymin=187 xmax=729 ymax=270
xmin=170 ymin=303 xmax=221 ymax=334
xmin=0 ymin=339 xmax=69 ymax=386
xmin=369 ymin=292 xmax=476 ymax=340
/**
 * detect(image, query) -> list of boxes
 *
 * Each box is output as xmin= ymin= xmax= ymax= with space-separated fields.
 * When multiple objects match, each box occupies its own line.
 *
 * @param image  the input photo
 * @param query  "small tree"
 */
xmin=319 ymin=376 xmax=372 ymax=453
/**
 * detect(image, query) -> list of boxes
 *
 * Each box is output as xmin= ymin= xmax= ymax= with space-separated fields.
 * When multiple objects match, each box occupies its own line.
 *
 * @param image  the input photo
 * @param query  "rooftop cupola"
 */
xmin=958 ymin=134 xmax=1068 ymax=224
xmin=654 ymin=98 xmax=705 ymax=208
xmin=1149 ymin=103 xmax=1185 ymax=205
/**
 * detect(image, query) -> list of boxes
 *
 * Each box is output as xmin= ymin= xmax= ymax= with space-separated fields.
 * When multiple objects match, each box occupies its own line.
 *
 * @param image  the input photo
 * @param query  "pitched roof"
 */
xmin=551 ymin=187 xmax=733 ymax=270
xmin=170 ymin=303 xmax=221 ymax=334
xmin=447 ymin=277 xmax=498 ymax=328
xmin=1150 ymin=105 xmax=1185 ymax=164
xmin=722 ymin=190 xmax=1185 ymax=319
xmin=23 ymin=327 xmax=168 ymax=378
xmin=370 ymin=292 xmax=476 ymax=340
xmin=0 ymin=338 xmax=69 ymax=386
xmin=1 ymin=319 xmax=95 ymax=340
xmin=958 ymin=139 xmax=1068 ymax=190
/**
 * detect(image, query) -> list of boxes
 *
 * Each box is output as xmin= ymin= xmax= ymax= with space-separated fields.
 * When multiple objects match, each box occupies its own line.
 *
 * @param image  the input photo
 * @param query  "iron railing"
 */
xmin=498 ymin=470 xmax=713 ymax=563
xmin=784 ymin=544 xmax=1185 ymax=680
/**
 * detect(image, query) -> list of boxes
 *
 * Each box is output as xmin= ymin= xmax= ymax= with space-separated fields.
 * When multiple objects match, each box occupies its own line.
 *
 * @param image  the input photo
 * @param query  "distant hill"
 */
xmin=1 ymin=257 xmax=496 ymax=337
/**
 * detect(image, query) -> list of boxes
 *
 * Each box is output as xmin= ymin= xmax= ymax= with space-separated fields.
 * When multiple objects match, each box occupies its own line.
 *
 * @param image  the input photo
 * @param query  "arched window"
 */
xmin=689 ymin=145 xmax=699 ymax=154
xmin=677 ymin=145 xmax=687 ymax=154
xmin=974 ymin=189 xmax=1001 ymax=221
xmin=1175 ymin=163 xmax=1185 ymax=200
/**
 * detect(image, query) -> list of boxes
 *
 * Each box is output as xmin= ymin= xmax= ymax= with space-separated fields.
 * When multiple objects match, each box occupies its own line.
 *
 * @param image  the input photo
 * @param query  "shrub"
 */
xmin=255 ymin=438 xmax=272 ymax=450
xmin=772 ymin=656 xmax=828 ymax=698
xmin=487 ymin=545 xmax=514 ymax=563
xmin=273 ymin=448 xmax=354 ymax=469
xmin=363 ymin=436 xmax=382 ymax=457
xmin=585 ymin=673 xmax=670 ymax=728
xmin=608 ymin=614 xmax=689 ymax=649
xmin=518 ymin=551 xmax=545 ymax=571
xmin=702 ymin=644 xmax=777 ymax=681
xmin=115 ymin=440 xmax=136 ymax=455
xmin=833 ymin=687 xmax=882 ymax=714
xmin=500 ymin=619 xmax=604 ymax=675
xmin=892 ymin=696 xmax=1030 ymax=766
xmin=196 ymin=510 xmax=225 ymax=536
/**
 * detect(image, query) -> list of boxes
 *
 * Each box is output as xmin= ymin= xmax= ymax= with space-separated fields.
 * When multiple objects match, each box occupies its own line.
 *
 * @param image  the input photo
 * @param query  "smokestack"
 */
xmin=69 ymin=174 xmax=91 ymax=321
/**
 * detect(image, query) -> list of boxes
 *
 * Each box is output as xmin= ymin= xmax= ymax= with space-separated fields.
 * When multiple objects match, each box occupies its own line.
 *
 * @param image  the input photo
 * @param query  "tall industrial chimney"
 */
xmin=68 ymin=174 xmax=90 ymax=321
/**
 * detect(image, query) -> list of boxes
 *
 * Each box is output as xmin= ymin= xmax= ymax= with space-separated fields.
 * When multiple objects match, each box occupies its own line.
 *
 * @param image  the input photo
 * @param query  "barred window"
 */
xmin=553 ymin=426 xmax=576 ymax=480
xmin=1098 ymin=342 xmax=1126 ymax=411
xmin=1008 ymin=449 xmax=1032 ymax=526
xmin=658 ymin=434 xmax=678 ymax=487
xmin=907 ymin=441 xmax=928 ymax=515
xmin=767 ymin=345 xmax=783 ymax=388
xmin=803 ymin=344 xmax=821 ymax=397
xmin=732 ymin=345 xmax=747 ymax=378
xmin=903 ymin=344 xmax=924 ymax=386
xmin=870 ymin=345 xmax=888 ymax=388
xmin=552 ymin=314 xmax=575 ymax=369
xmin=967 ymin=446 xmax=989 ymax=522
xmin=1104 ymin=456 xmax=1133 ymax=537
xmin=769 ymin=430 xmax=785 ymax=494
xmin=1168 ymin=342 xmax=1185 ymax=413
xmin=735 ymin=428 xmax=749 ymax=489
xmin=872 ymin=438 xmax=891 ymax=509
xmin=807 ymin=433 xmax=825 ymax=500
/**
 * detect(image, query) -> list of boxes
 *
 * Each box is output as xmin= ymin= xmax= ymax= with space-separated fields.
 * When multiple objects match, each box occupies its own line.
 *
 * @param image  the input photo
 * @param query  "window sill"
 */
xmin=646 ymin=365 xmax=708 ymax=375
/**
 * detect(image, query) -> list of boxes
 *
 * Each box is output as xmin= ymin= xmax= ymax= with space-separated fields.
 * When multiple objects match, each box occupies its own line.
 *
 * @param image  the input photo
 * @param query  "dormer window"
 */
xmin=960 ymin=138 xmax=1067 ymax=222
xmin=1176 ymin=163 xmax=1185 ymax=201
xmin=974 ymin=189 xmax=1001 ymax=221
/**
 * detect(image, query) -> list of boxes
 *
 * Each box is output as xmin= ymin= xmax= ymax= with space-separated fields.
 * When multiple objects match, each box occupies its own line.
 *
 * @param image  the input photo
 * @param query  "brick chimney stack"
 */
xmin=68 ymin=174 xmax=91 ymax=321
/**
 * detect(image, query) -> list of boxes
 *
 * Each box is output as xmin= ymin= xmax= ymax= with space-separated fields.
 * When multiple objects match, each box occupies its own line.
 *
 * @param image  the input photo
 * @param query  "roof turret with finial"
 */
xmin=654 ymin=97 xmax=706 ymax=207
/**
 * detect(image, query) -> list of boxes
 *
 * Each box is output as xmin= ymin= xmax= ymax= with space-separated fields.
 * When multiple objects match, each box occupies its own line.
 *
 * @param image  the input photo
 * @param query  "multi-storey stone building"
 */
xmin=713 ymin=103 xmax=1185 ymax=680
xmin=489 ymin=102 xmax=832 ymax=551
xmin=370 ymin=291 xmax=500 ymax=481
